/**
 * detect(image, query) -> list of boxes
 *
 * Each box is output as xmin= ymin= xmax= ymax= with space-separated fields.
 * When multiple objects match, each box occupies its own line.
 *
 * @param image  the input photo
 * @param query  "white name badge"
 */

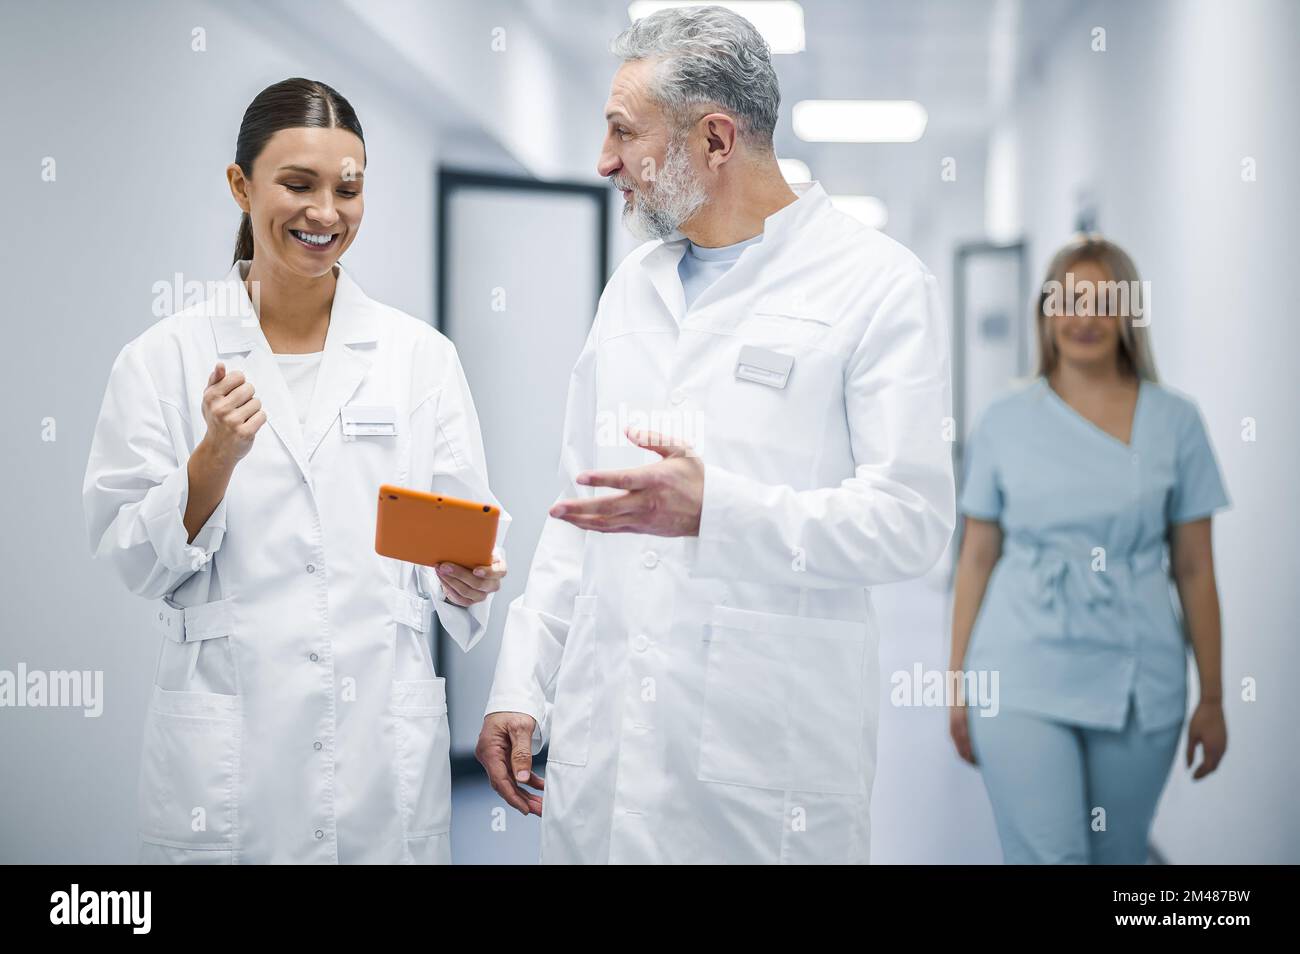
xmin=735 ymin=345 xmax=794 ymax=389
xmin=341 ymin=404 xmax=398 ymax=439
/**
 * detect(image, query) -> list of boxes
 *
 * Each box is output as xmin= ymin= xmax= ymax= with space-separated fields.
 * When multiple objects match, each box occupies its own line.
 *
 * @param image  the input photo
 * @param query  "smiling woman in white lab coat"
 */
xmin=82 ymin=78 xmax=508 ymax=864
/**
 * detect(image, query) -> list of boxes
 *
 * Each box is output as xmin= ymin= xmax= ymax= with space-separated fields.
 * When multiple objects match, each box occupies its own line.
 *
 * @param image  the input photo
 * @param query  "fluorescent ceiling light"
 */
xmin=830 ymin=195 xmax=888 ymax=229
xmin=777 ymin=158 xmax=811 ymax=183
xmin=793 ymin=100 xmax=928 ymax=143
xmin=628 ymin=2 xmax=805 ymax=54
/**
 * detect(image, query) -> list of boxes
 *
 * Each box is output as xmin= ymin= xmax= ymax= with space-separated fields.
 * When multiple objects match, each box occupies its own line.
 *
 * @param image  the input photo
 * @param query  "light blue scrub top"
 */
xmin=959 ymin=377 xmax=1230 ymax=732
xmin=677 ymin=232 xmax=764 ymax=312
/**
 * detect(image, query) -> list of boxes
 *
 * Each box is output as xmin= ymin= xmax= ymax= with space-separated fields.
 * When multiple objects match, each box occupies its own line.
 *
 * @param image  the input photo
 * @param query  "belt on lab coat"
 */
xmin=155 ymin=587 xmax=432 ymax=643
xmin=1004 ymin=540 xmax=1168 ymax=642
xmin=391 ymin=585 xmax=432 ymax=633
xmin=154 ymin=596 xmax=235 ymax=644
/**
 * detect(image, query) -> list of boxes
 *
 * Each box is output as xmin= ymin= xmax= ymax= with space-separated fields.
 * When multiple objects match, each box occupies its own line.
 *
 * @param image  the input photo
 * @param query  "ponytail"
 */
xmin=232 ymin=212 xmax=255 ymax=266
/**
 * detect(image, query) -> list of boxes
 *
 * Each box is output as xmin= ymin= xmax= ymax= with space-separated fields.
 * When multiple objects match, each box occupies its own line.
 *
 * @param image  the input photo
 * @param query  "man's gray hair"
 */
xmin=610 ymin=5 xmax=780 ymax=148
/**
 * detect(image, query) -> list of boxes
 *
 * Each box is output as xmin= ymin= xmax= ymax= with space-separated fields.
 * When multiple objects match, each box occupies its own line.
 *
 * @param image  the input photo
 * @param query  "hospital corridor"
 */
xmin=0 ymin=0 xmax=1295 ymax=901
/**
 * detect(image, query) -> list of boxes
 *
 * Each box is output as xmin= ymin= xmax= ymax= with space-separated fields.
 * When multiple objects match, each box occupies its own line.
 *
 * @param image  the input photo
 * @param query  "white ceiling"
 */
xmin=519 ymin=0 xmax=1076 ymax=216
xmin=285 ymin=0 xmax=1080 ymax=218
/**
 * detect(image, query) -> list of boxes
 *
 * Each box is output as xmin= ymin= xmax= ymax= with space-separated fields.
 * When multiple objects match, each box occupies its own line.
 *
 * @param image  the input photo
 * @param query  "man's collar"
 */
xmin=662 ymin=179 xmax=830 ymax=249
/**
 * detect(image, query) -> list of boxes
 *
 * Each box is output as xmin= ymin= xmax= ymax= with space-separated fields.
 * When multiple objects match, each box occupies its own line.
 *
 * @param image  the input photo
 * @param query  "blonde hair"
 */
xmin=1034 ymin=234 xmax=1158 ymax=382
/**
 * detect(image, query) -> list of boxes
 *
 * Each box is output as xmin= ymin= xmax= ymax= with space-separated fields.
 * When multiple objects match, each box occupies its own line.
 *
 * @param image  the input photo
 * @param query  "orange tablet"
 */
xmin=374 ymin=484 xmax=500 ymax=569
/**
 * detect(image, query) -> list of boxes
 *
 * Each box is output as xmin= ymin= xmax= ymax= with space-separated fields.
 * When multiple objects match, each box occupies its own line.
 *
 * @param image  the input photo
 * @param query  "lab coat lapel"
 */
xmin=208 ymin=263 xmax=309 ymax=477
xmin=707 ymin=181 xmax=830 ymax=293
xmin=633 ymin=182 xmax=830 ymax=323
xmin=300 ymin=266 xmax=379 ymax=462
xmin=640 ymin=237 xmax=688 ymax=326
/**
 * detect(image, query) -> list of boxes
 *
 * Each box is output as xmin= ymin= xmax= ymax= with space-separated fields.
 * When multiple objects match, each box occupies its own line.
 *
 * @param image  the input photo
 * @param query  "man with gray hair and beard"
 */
xmin=477 ymin=5 xmax=955 ymax=864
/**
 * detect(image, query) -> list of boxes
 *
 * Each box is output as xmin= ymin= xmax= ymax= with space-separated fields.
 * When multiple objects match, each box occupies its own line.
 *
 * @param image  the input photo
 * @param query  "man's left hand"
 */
xmin=550 ymin=428 xmax=703 ymax=536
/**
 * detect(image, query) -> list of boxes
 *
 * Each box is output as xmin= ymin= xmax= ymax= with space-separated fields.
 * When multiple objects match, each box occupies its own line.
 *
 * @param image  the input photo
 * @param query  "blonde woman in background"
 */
xmin=949 ymin=235 xmax=1229 ymax=863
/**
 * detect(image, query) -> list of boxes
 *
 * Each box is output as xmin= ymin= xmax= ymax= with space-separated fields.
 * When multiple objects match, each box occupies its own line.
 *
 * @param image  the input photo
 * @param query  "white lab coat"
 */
xmin=83 ymin=261 xmax=507 ymax=864
xmin=485 ymin=182 xmax=955 ymax=863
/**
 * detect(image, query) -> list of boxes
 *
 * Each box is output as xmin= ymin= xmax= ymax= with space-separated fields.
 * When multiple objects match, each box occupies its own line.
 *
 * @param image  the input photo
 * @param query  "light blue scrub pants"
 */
xmin=967 ymin=695 xmax=1182 ymax=864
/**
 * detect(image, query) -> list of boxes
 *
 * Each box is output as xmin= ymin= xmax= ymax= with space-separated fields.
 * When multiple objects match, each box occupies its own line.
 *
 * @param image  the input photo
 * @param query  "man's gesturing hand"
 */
xmin=476 ymin=711 xmax=543 ymax=816
xmin=549 ymin=427 xmax=704 ymax=536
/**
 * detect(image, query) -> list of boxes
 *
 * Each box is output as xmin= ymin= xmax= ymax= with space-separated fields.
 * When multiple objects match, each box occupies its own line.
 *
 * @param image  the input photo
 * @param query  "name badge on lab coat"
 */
xmin=735 ymin=345 xmax=794 ymax=389
xmin=341 ymin=404 xmax=398 ymax=439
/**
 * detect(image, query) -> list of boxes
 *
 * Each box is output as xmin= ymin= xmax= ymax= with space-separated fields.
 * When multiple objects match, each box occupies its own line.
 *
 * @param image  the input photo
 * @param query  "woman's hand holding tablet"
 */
xmin=374 ymin=484 xmax=507 ymax=606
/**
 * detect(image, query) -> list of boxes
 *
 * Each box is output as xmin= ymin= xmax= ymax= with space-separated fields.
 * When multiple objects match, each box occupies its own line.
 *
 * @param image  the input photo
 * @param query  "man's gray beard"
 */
xmin=620 ymin=135 xmax=708 ymax=241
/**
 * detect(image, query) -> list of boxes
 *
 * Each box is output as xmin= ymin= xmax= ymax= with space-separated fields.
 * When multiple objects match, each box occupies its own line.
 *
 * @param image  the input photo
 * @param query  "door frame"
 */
xmin=433 ymin=167 xmax=610 ymax=773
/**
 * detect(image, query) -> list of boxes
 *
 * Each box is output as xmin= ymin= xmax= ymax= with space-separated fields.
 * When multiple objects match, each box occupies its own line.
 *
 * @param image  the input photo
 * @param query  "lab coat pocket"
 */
xmin=740 ymin=294 xmax=842 ymax=349
xmin=699 ymin=605 xmax=867 ymax=795
xmin=138 ymin=686 xmax=241 ymax=859
xmin=546 ymin=595 xmax=599 ymax=766
xmin=391 ymin=678 xmax=452 ymax=841
xmin=753 ymin=294 xmax=837 ymax=323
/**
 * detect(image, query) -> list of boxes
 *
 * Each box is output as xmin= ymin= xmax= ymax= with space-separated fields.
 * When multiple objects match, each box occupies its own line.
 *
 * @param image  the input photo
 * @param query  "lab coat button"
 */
xmin=306 ymin=564 xmax=315 ymax=574
xmin=642 ymin=551 xmax=659 ymax=568
xmin=314 ymin=829 xmax=324 ymax=840
xmin=313 ymin=740 xmax=323 ymax=751
xmin=309 ymin=652 xmax=319 ymax=662
xmin=670 ymin=389 xmax=685 ymax=405
xmin=632 ymin=634 xmax=649 ymax=652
